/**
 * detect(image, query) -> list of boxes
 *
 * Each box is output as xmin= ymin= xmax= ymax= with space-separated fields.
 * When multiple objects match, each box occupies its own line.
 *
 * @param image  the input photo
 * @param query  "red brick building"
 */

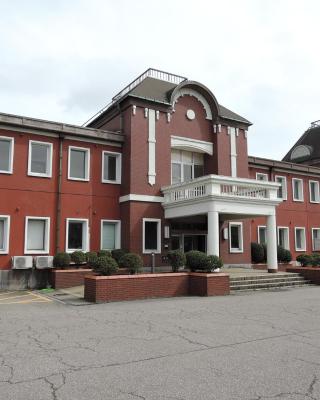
xmin=0 ymin=68 xmax=319 ymax=283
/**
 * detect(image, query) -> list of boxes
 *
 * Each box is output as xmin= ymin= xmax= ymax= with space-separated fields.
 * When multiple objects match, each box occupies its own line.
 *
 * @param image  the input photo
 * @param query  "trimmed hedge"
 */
xmin=277 ymin=246 xmax=292 ymax=263
xmin=205 ymin=255 xmax=223 ymax=272
xmin=53 ymin=252 xmax=71 ymax=268
xmin=85 ymin=251 xmax=98 ymax=267
xmin=98 ymin=250 xmax=112 ymax=258
xmin=111 ymin=249 xmax=128 ymax=265
xmin=296 ymin=254 xmax=312 ymax=267
xmin=70 ymin=251 xmax=86 ymax=264
xmin=251 ymin=243 xmax=265 ymax=263
xmin=167 ymin=250 xmax=186 ymax=272
xmin=120 ymin=253 xmax=143 ymax=274
xmin=92 ymin=256 xmax=118 ymax=276
xmin=185 ymin=251 xmax=223 ymax=272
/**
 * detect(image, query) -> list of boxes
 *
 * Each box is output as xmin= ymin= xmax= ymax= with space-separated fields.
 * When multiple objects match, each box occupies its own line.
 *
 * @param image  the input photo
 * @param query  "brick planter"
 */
xmin=84 ymin=272 xmax=230 ymax=303
xmin=252 ymin=263 xmax=292 ymax=272
xmin=286 ymin=267 xmax=320 ymax=284
xmin=50 ymin=269 xmax=94 ymax=289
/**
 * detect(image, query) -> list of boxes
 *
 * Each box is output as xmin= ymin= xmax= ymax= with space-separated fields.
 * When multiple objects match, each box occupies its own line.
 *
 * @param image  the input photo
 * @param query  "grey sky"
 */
xmin=1 ymin=0 xmax=319 ymax=160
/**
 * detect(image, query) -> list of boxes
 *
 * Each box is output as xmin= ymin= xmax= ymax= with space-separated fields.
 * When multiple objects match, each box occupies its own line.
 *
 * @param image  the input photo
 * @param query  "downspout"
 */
xmin=55 ymin=134 xmax=64 ymax=254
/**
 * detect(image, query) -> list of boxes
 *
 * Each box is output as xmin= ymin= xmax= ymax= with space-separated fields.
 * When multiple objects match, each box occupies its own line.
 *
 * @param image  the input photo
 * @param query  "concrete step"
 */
xmin=230 ymin=277 xmax=308 ymax=286
xmin=231 ymin=284 xmax=315 ymax=293
xmin=229 ymin=273 xmax=300 ymax=281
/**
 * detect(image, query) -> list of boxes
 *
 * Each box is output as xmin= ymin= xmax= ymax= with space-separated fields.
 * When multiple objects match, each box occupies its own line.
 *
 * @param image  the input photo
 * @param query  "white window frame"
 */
xmin=0 ymin=215 xmax=10 ymax=254
xmin=142 ymin=218 xmax=161 ymax=254
xmin=66 ymin=218 xmax=89 ymax=253
xmin=170 ymin=150 xmax=204 ymax=184
xmin=229 ymin=222 xmax=243 ymax=253
xmin=256 ymin=172 xmax=268 ymax=181
xmin=0 ymin=136 xmax=14 ymax=174
xmin=311 ymin=228 xmax=320 ymax=251
xmin=257 ymin=225 xmax=267 ymax=245
xmin=28 ymin=140 xmax=53 ymax=178
xmin=68 ymin=146 xmax=90 ymax=181
xmin=294 ymin=227 xmax=306 ymax=252
xmin=309 ymin=180 xmax=320 ymax=203
xmin=277 ymin=227 xmax=290 ymax=250
xmin=292 ymin=178 xmax=304 ymax=202
xmin=101 ymin=151 xmax=122 ymax=184
xmin=100 ymin=220 xmax=121 ymax=250
xmin=275 ymin=175 xmax=287 ymax=200
xmin=24 ymin=216 xmax=50 ymax=255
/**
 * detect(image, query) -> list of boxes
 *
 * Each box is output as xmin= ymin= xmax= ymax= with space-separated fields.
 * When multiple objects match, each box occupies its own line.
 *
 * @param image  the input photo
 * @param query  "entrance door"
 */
xmin=183 ymin=235 xmax=206 ymax=253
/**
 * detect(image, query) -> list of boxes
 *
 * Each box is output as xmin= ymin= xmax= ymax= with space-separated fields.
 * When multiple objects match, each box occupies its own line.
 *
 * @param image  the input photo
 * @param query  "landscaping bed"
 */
xmin=84 ymin=272 xmax=230 ymax=303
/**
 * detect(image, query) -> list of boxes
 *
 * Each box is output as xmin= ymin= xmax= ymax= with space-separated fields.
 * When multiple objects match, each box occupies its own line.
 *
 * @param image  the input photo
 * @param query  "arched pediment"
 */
xmin=170 ymin=81 xmax=219 ymax=121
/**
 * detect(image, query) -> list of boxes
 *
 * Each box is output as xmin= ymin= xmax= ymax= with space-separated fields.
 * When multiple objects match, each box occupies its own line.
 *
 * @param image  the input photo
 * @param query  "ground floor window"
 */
xmin=66 ymin=219 xmax=89 ymax=252
xmin=171 ymin=234 xmax=206 ymax=253
xmin=278 ymin=227 xmax=289 ymax=250
xmin=295 ymin=227 xmax=306 ymax=251
xmin=25 ymin=217 xmax=50 ymax=254
xmin=0 ymin=215 xmax=10 ymax=254
xmin=101 ymin=220 xmax=121 ymax=250
xmin=229 ymin=222 xmax=243 ymax=253
xmin=143 ymin=218 xmax=161 ymax=253
xmin=257 ymin=226 xmax=266 ymax=245
xmin=312 ymin=228 xmax=320 ymax=251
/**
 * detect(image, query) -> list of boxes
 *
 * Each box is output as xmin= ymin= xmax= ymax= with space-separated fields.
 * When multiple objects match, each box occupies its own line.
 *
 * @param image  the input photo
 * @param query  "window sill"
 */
xmin=0 ymin=170 xmax=13 ymax=174
xmin=28 ymin=172 xmax=52 ymax=179
xmin=295 ymin=249 xmax=306 ymax=252
xmin=102 ymin=180 xmax=121 ymax=185
xmin=293 ymin=199 xmax=304 ymax=202
xmin=24 ymin=250 xmax=49 ymax=255
xmin=143 ymin=250 xmax=161 ymax=254
xmin=67 ymin=177 xmax=90 ymax=182
xmin=229 ymin=249 xmax=243 ymax=254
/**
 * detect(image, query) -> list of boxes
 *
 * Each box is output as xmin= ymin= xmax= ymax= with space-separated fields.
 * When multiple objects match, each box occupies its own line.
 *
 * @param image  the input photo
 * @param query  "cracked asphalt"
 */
xmin=1 ymin=287 xmax=320 ymax=400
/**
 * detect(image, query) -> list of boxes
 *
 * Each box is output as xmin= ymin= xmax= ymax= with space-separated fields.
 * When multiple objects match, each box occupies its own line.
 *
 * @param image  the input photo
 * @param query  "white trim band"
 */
xmin=119 ymin=194 xmax=164 ymax=203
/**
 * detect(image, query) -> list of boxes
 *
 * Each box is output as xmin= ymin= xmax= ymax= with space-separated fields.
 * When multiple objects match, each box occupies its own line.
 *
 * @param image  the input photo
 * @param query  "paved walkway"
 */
xmin=0 ymin=286 xmax=319 ymax=399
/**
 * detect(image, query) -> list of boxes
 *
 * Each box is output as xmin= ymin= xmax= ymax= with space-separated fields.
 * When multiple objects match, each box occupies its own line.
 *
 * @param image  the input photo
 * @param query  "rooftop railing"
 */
xmin=83 ymin=68 xmax=187 ymax=127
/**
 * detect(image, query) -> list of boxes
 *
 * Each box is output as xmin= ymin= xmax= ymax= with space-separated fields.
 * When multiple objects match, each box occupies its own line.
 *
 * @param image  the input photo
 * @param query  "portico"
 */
xmin=162 ymin=174 xmax=282 ymax=272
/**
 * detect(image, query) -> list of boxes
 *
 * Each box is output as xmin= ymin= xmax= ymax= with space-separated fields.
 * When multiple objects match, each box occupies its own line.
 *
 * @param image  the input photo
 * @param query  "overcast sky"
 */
xmin=1 ymin=0 xmax=319 ymax=159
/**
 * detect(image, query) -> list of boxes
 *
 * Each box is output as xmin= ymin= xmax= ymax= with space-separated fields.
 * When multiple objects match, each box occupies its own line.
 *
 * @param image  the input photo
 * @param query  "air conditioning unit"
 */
xmin=34 ymin=256 xmax=54 ymax=269
xmin=12 ymin=256 xmax=33 ymax=270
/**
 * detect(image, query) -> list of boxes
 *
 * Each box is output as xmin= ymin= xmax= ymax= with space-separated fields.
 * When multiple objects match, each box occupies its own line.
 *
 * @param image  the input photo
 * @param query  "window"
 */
xmin=256 ymin=173 xmax=268 ymax=181
xmin=295 ymin=227 xmax=306 ymax=251
xmin=258 ymin=226 xmax=267 ymax=245
xmin=143 ymin=218 xmax=161 ymax=253
xmin=68 ymin=147 xmax=90 ymax=181
xmin=312 ymin=228 xmax=320 ymax=251
xmin=278 ymin=227 xmax=289 ymax=250
xmin=0 ymin=136 xmax=14 ymax=174
xmin=171 ymin=150 xmax=204 ymax=184
xmin=102 ymin=151 xmax=121 ymax=184
xmin=0 ymin=216 xmax=10 ymax=254
xmin=292 ymin=178 xmax=304 ymax=201
xmin=229 ymin=222 xmax=243 ymax=253
xmin=275 ymin=176 xmax=287 ymax=200
xmin=25 ymin=217 xmax=50 ymax=254
xmin=66 ymin=219 xmax=89 ymax=252
xmin=309 ymin=181 xmax=320 ymax=203
xmin=28 ymin=140 xmax=53 ymax=177
xmin=101 ymin=220 xmax=121 ymax=250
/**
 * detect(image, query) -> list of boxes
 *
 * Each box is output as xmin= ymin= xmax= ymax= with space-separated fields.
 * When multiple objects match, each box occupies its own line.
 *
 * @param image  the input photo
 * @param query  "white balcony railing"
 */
xmin=161 ymin=174 xmax=280 ymax=205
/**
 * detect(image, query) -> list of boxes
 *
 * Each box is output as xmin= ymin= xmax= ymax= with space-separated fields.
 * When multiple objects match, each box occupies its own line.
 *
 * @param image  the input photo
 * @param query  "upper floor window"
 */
xmin=275 ymin=176 xmax=287 ymax=200
xmin=292 ymin=178 xmax=304 ymax=201
xmin=256 ymin=173 xmax=268 ymax=181
xmin=0 ymin=216 xmax=10 ymax=254
xmin=28 ymin=140 xmax=53 ymax=178
xmin=102 ymin=151 xmax=121 ymax=184
xmin=309 ymin=180 xmax=320 ymax=203
xmin=68 ymin=146 xmax=90 ymax=181
xmin=0 ymin=136 xmax=14 ymax=174
xmin=171 ymin=149 xmax=204 ymax=184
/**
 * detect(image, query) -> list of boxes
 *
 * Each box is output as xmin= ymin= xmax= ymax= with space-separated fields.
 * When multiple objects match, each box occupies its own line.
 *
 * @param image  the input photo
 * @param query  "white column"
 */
xmin=207 ymin=211 xmax=219 ymax=256
xmin=267 ymin=214 xmax=278 ymax=273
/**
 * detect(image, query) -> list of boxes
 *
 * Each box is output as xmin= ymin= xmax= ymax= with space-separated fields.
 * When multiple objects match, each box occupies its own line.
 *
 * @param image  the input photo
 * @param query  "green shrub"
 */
xmin=251 ymin=243 xmax=265 ymax=263
xmin=167 ymin=250 xmax=186 ymax=272
xmin=119 ymin=253 xmax=143 ymax=274
xmin=53 ymin=252 xmax=71 ymax=268
xmin=70 ymin=251 xmax=86 ymax=264
xmin=205 ymin=255 xmax=223 ymax=272
xmin=98 ymin=250 xmax=112 ymax=258
xmin=311 ymin=253 xmax=320 ymax=267
xmin=262 ymin=244 xmax=267 ymax=262
xmin=111 ymin=249 xmax=128 ymax=265
xmin=185 ymin=251 xmax=208 ymax=272
xmin=92 ymin=256 xmax=118 ymax=276
xmin=85 ymin=251 xmax=98 ymax=267
xmin=282 ymin=249 xmax=292 ymax=263
xmin=296 ymin=254 xmax=312 ymax=267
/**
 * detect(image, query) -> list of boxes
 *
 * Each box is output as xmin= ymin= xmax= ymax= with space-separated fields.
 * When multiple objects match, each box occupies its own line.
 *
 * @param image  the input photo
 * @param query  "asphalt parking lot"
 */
xmin=0 ymin=287 xmax=320 ymax=400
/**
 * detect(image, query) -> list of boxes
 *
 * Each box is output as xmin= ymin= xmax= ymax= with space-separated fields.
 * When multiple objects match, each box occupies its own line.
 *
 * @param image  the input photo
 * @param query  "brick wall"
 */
xmin=84 ymin=272 xmax=230 ymax=303
xmin=50 ymin=269 xmax=94 ymax=289
xmin=286 ymin=267 xmax=320 ymax=284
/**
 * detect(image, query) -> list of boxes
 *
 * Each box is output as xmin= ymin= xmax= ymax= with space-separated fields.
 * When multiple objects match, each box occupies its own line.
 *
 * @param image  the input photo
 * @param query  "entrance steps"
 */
xmin=230 ymin=272 xmax=313 ymax=292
